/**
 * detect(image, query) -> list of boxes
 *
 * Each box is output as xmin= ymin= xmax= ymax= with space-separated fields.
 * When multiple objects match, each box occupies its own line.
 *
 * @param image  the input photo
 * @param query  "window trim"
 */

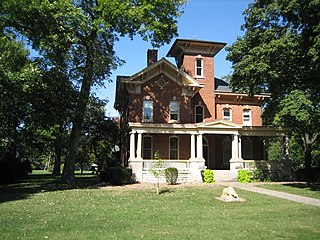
xmin=169 ymin=101 xmax=180 ymax=123
xmin=195 ymin=57 xmax=204 ymax=78
xmin=169 ymin=136 xmax=179 ymax=160
xmin=143 ymin=100 xmax=153 ymax=122
xmin=243 ymin=109 xmax=252 ymax=126
xmin=195 ymin=105 xmax=204 ymax=123
xmin=222 ymin=107 xmax=232 ymax=121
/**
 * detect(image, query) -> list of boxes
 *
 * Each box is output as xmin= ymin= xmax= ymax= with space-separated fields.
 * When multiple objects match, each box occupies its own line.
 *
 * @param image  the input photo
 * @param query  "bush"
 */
xmin=164 ymin=167 xmax=178 ymax=185
xmin=237 ymin=170 xmax=252 ymax=183
xmin=124 ymin=167 xmax=132 ymax=183
xmin=202 ymin=169 xmax=215 ymax=183
xmin=252 ymin=168 xmax=270 ymax=182
xmin=100 ymin=167 xmax=126 ymax=185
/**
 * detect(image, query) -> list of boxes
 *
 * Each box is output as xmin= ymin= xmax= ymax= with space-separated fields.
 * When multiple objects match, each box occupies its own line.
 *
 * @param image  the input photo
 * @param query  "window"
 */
xmin=143 ymin=136 xmax=152 ymax=159
xmin=195 ymin=105 xmax=204 ymax=123
xmin=223 ymin=108 xmax=232 ymax=121
xmin=243 ymin=109 xmax=252 ymax=126
xmin=195 ymin=58 xmax=203 ymax=77
xmin=143 ymin=100 xmax=153 ymax=122
xmin=169 ymin=101 xmax=180 ymax=122
xmin=169 ymin=136 xmax=179 ymax=159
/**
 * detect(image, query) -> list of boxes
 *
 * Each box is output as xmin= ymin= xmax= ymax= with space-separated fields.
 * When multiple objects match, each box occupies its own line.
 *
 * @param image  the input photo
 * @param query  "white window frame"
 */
xmin=143 ymin=100 xmax=153 ymax=122
xmin=195 ymin=57 xmax=204 ymax=77
xmin=169 ymin=101 xmax=180 ymax=122
xmin=169 ymin=136 xmax=179 ymax=160
xmin=142 ymin=135 xmax=153 ymax=159
xmin=243 ymin=109 xmax=252 ymax=126
xmin=222 ymin=108 xmax=232 ymax=121
xmin=195 ymin=105 xmax=204 ymax=123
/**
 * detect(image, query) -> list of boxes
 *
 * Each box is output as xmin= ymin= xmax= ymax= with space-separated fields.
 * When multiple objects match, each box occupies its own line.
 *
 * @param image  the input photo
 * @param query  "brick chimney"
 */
xmin=147 ymin=49 xmax=158 ymax=66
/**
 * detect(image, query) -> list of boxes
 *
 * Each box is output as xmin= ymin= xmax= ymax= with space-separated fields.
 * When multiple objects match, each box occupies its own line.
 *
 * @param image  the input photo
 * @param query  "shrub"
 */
xmin=100 ymin=167 xmax=126 ymax=185
xmin=124 ymin=167 xmax=133 ymax=183
xmin=237 ymin=170 xmax=252 ymax=183
xmin=202 ymin=169 xmax=215 ymax=183
xmin=165 ymin=167 xmax=178 ymax=185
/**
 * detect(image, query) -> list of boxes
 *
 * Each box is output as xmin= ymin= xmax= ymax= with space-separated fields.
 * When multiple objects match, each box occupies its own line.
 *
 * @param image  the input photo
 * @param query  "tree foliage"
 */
xmin=1 ymin=0 xmax=186 ymax=183
xmin=226 ymin=0 xmax=320 ymax=169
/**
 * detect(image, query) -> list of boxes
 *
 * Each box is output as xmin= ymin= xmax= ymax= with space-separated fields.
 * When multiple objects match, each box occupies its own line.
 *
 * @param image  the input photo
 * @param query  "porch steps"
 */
xmin=213 ymin=170 xmax=237 ymax=182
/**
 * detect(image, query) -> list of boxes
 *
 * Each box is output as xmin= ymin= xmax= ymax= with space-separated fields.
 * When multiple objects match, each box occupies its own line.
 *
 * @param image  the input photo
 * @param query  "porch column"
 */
xmin=189 ymin=133 xmax=205 ymax=182
xmin=230 ymin=133 xmax=243 ymax=171
xmin=136 ymin=132 xmax=142 ymax=160
xmin=190 ymin=134 xmax=196 ymax=160
xmin=238 ymin=135 xmax=243 ymax=160
xmin=129 ymin=131 xmax=136 ymax=160
xmin=196 ymin=133 xmax=203 ymax=160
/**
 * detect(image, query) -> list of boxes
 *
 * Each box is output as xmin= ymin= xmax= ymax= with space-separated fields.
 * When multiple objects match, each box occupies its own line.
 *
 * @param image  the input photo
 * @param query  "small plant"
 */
xmin=237 ymin=170 xmax=252 ymax=183
xmin=165 ymin=167 xmax=178 ymax=185
xmin=149 ymin=150 xmax=164 ymax=194
xmin=203 ymin=169 xmax=215 ymax=183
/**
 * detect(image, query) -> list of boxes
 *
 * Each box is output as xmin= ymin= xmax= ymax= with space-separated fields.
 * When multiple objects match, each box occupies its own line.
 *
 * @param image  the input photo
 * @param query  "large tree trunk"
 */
xmin=61 ymin=37 xmax=95 ymax=183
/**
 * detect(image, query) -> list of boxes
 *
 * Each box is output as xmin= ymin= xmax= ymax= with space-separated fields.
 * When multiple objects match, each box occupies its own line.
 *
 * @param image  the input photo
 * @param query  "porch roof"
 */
xmin=129 ymin=120 xmax=290 ymax=136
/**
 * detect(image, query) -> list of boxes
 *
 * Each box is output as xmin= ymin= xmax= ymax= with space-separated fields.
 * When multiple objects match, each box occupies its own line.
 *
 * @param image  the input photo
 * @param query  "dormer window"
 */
xmin=169 ymin=101 xmax=180 ymax=122
xmin=195 ymin=57 xmax=204 ymax=77
xmin=143 ymin=100 xmax=153 ymax=122
xmin=223 ymin=108 xmax=232 ymax=121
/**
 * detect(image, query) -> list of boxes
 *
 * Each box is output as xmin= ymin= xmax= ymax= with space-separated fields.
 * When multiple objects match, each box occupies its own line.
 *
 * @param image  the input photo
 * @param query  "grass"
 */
xmin=1 ymin=174 xmax=320 ymax=240
xmin=257 ymin=182 xmax=320 ymax=200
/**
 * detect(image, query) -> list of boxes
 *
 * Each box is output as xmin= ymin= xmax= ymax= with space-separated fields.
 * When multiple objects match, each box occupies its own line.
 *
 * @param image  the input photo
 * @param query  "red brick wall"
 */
xmin=182 ymin=54 xmax=216 ymax=121
xmin=127 ymin=74 xmax=193 ymax=124
xmin=215 ymin=103 xmax=262 ymax=126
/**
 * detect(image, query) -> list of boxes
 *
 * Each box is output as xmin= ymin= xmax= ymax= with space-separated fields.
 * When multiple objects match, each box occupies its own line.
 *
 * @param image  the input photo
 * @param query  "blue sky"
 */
xmin=98 ymin=0 xmax=253 ymax=117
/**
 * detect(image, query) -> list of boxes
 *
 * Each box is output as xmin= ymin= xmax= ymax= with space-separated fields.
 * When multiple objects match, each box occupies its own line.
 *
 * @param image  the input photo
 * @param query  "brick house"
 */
xmin=115 ymin=39 xmax=291 ymax=182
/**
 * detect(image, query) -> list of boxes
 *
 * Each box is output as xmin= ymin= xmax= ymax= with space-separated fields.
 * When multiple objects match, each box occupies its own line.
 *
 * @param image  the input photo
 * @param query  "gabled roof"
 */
xmin=196 ymin=119 xmax=242 ymax=129
xmin=121 ymin=57 xmax=203 ymax=88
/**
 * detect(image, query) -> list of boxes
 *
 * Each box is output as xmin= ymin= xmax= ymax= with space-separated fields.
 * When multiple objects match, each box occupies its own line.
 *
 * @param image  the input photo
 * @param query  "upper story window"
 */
xmin=169 ymin=136 xmax=179 ymax=160
xmin=169 ymin=101 xmax=180 ymax=122
xmin=143 ymin=100 xmax=153 ymax=122
xmin=223 ymin=108 xmax=232 ymax=121
xmin=195 ymin=57 xmax=204 ymax=77
xmin=195 ymin=105 xmax=204 ymax=123
xmin=243 ymin=109 xmax=252 ymax=126
xmin=143 ymin=136 xmax=153 ymax=159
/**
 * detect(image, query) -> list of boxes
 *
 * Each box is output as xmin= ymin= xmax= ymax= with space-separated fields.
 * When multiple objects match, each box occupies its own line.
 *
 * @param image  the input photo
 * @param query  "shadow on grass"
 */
xmin=0 ymin=173 xmax=101 ymax=204
xmin=283 ymin=182 xmax=320 ymax=192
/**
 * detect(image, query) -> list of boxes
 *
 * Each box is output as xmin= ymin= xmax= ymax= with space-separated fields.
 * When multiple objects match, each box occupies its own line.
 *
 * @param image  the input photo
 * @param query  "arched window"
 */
xmin=169 ymin=136 xmax=179 ymax=160
xmin=143 ymin=136 xmax=153 ymax=159
xmin=195 ymin=105 xmax=204 ymax=123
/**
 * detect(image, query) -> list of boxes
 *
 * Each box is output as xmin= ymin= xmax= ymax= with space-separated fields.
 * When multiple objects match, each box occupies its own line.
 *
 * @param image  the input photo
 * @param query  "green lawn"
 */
xmin=1 ymin=174 xmax=320 ymax=240
xmin=257 ymin=182 xmax=320 ymax=200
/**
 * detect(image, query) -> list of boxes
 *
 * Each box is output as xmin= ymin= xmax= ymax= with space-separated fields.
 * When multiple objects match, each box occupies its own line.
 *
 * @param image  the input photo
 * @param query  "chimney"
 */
xmin=147 ymin=49 xmax=158 ymax=66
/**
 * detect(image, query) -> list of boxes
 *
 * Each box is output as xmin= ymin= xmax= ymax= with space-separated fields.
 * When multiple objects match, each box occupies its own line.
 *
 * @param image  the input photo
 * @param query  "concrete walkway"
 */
xmin=220 ymin=182 xmax=320 ymax=207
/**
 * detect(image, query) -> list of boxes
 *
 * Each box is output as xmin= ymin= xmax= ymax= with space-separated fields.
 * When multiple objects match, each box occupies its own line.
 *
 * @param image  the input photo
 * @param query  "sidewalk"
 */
xmin=220 ymin=182 xmax=320 ymax=207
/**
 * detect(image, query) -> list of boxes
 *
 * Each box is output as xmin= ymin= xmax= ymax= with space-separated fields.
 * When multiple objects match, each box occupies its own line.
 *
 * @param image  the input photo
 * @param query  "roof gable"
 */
xmin=196 ymin=120 xmax=241 ymax=129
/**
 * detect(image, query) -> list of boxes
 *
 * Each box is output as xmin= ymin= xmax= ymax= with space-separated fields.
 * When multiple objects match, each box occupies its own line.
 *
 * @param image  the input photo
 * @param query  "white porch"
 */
xmin=127 ymin=121 xmax=290 ymax=183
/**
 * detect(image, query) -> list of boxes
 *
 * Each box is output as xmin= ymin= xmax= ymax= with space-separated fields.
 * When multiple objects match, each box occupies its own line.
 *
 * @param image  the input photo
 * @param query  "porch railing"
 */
xmin=142 ymin=159 xmax=190 ymax=171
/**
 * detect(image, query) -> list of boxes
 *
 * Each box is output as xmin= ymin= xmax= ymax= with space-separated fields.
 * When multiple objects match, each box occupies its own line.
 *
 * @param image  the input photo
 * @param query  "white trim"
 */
xmin=195 ymin=105 xmax=204 ymax=123
xmin=195 ymin=57 xmax=204 ymax=78
xmin=222 ymin=107 xmax=232 ymax=121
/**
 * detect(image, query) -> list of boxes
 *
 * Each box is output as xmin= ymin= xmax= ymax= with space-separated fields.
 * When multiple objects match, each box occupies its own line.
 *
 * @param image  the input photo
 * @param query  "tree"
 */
xmin=274 ymin=90 xmax=320 ymax=169
xmin=226 ymin=0 xmax=320 ymax=168
xmin=1 ymin=0 xmax=186 ymax=183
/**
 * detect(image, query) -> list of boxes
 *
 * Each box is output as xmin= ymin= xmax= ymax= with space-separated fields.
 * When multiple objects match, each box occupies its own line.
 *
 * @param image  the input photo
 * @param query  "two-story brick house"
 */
xmin=115 ymin=39 xmax=290 ymax=182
